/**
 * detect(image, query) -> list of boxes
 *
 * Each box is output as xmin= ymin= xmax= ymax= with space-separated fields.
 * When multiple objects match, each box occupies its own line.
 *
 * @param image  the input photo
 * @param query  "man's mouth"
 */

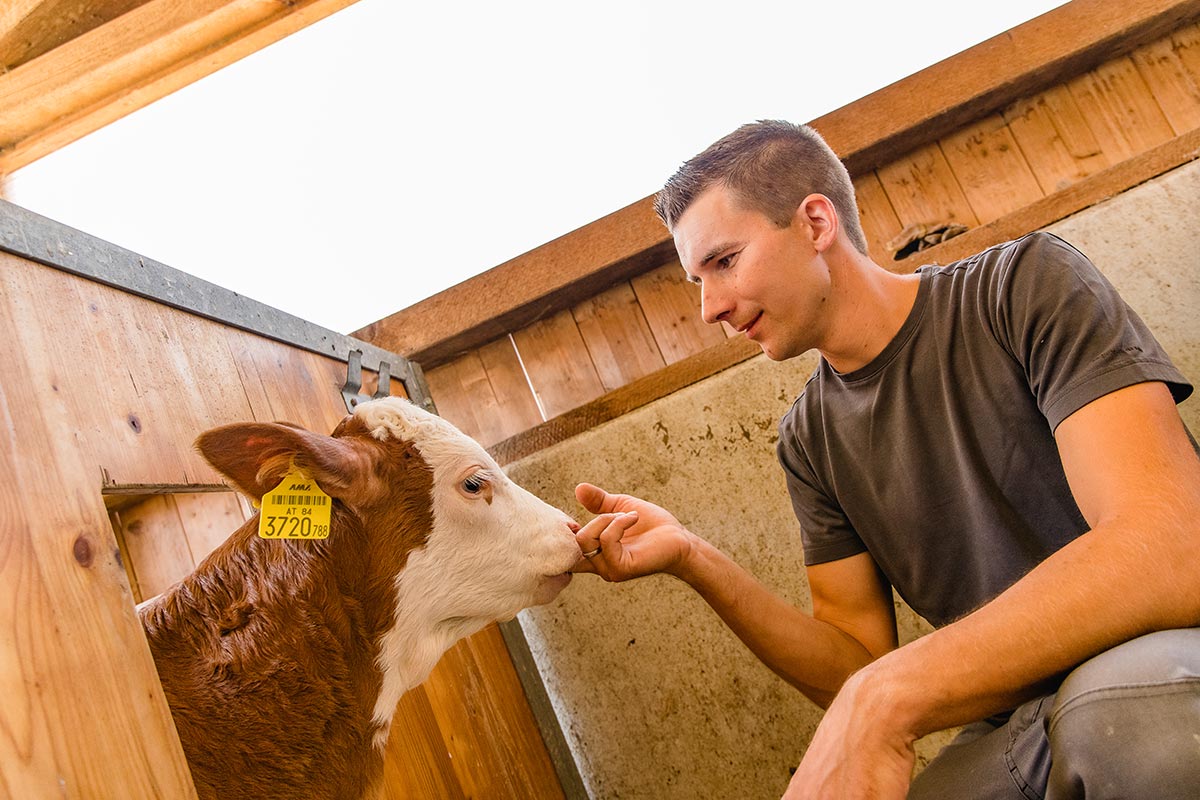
xmin=739 ymin=312 xmax=763 ymax=339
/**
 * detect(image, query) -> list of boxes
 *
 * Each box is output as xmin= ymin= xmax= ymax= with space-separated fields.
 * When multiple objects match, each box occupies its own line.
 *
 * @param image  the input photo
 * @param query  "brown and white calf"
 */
xmin=138 ymin=397 xmax=580 ymax=799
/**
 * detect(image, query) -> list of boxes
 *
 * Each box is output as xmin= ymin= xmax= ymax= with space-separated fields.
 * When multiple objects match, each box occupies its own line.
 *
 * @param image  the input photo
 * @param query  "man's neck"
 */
xmin=818 ymin=253 xmax=922 ymax=374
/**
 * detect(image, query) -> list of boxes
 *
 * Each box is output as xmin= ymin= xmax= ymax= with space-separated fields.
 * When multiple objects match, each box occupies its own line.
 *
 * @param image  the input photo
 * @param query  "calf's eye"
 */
xmin=462 ymin=474 xmax=486 ymax=494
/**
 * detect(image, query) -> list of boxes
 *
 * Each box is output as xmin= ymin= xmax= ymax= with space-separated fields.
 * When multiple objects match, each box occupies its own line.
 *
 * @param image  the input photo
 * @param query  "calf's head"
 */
xmin=196 ymin=396 xmax=580 ymax=633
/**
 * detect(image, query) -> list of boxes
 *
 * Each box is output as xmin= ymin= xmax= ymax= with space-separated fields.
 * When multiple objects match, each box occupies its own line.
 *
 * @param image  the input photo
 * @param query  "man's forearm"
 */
xmin=864 ymin=513 xmax=1200 ymax=741
xmin=674 ymin=535 xmax=884 ymax=707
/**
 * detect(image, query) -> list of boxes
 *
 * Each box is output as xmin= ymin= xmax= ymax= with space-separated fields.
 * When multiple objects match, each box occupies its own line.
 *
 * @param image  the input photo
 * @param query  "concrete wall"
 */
xmin=506 ymin=159 xmax=1200 ymax=799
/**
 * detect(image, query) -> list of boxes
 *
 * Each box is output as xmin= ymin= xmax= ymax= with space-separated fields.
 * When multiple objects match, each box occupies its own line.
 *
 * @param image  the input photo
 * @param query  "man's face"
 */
xmin=672 ymin=184 xmax=831 ymax=361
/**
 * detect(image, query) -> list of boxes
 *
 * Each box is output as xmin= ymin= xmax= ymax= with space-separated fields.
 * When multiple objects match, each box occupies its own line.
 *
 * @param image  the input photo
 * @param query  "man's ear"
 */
xmin=195 ymin=422 xmax=373 ymax=504
xmin=795 ymin=193 xmax=839 ymax=252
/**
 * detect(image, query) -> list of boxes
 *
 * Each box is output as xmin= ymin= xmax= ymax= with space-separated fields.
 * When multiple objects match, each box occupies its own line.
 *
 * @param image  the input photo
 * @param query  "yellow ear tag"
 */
xmin=258 ymin=467 xmax=332 ymax=539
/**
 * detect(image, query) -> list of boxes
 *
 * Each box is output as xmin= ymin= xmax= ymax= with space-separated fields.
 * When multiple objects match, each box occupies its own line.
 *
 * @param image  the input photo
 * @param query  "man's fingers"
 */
xmin=572 ymin=510 xmax=639 ymax=579
xmin=575 ymin=482 xmax=607 ymax=513
xmin=598 ymin=510 xmax=638 ymax=552
xmin=577 ymin=482 xmax=629 ymax=514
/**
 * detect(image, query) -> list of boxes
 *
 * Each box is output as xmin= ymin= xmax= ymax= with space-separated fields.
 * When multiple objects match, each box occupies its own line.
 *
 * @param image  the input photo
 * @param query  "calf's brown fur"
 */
xmin=139 ymin=413 xmax=433 ymax=799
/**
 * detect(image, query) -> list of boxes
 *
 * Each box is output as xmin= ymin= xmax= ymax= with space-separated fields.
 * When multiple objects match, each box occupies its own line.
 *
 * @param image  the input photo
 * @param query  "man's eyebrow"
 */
xmin=699 ymin=241 xmax=737 ymax=266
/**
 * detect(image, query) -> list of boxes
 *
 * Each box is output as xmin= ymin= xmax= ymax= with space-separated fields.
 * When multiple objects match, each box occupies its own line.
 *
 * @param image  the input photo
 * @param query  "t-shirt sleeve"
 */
xmin=988 ymin=232 xmax=1192 ymax=431
xmin=777 ymin=403 xmax=868 ymax=566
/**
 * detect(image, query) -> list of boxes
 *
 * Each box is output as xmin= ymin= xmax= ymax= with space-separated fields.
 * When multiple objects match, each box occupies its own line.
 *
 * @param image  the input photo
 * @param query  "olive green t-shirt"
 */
xmin=777 ymin=232 xmax=1192 ymax=628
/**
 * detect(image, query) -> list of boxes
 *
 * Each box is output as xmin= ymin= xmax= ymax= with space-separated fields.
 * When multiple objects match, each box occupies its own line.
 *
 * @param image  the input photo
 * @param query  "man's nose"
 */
xmin=701 ymin=281 xmax=732 ymax=325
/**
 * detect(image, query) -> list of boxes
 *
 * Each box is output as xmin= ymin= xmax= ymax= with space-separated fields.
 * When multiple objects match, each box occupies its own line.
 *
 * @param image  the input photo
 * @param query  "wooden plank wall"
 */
xmin=415 ymin=21 xmax=1200 ymax=453
xmin=0 ymin=251 xmax=562 ymax=798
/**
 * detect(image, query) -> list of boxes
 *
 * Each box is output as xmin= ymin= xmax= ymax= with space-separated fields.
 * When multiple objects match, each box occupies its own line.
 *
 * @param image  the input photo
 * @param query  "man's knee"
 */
xmin=1046 ymin=629 xmax=1200 ymax=799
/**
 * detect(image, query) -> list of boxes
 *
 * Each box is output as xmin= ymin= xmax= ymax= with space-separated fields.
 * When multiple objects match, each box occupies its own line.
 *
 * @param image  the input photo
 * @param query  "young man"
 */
xmin=572 ymin=120 xmax=1200 ymax=798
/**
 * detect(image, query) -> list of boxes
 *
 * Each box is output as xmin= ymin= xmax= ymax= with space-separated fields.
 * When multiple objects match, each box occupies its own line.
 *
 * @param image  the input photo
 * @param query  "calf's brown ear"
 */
xmin=195 ymin=422 xmax=373 ymax=503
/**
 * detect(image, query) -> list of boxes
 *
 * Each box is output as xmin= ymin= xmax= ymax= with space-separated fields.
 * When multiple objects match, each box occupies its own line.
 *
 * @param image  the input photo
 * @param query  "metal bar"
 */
xmin=0 ymin=199 xmax=433 ymax=411
xmin=499 ymin=618 xmax=589 ymax=800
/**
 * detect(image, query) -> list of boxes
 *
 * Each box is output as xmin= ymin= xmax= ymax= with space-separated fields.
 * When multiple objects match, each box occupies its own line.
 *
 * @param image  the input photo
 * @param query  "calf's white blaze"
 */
xmin=355 ymin=399 xmax=579 ymax=744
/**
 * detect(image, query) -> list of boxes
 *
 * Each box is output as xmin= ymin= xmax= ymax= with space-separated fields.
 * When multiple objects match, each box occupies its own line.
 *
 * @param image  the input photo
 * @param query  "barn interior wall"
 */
xmin=0 ymin=247 xmax=561 ymax=798
xmin=504 ymin=158 xmax=1200 ymax=800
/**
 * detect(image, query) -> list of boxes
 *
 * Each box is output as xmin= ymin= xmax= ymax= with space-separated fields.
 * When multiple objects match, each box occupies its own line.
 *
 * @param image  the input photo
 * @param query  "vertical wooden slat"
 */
xmin=114 ymin=496 xmax=195 ymax=602
xmin=853 ymin=172 xmax=904 ymax=263
xmin=477 ymin=337 xmax=545 ymax=438
xmin=572 ymin=282 xmax=666 ymax=392
xmin=1131 ymin=24 xmax=1200 ymax=134
xmin=631 ymin=260 xmax=729 ymax=364
xmin=380 ymin=686 xmax=467 ymax=800
xmin=511 ymin=311 xmax=606 ymax=420
xmin=939 ymin=114 xmax=1045 ymax=224
xmin=422 ymin=625 xmax=565 ymax=800
xmin=0 ymin=254 xmax=198 ymax=797
xmin=223 ymin=330 xmax=348 ymax=435
xmin=426 ymin=352 xmax=504 ymax=444
xmin=174 ymin=491 xmax=245 ymax=564
xmin=875 ymin=142 xmax=981 ymax=229
xmin=425 ymin=340 xmax=542 ymax=448
xmin=1067 ymin=56 xmax=1176 ymax=162
xmin=1003 ymin=85 xmax=1112 ymax=194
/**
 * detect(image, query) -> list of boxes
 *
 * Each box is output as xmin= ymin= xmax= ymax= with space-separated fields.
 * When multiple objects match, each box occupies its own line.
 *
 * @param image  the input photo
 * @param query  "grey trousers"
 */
xmin=907 ymin=629 xmax=1200 ymax=799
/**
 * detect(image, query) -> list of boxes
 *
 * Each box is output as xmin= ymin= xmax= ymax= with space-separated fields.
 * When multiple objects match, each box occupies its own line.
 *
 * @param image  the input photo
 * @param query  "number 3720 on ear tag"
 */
xmin=258 ymin=468 xmax=332 ymax=539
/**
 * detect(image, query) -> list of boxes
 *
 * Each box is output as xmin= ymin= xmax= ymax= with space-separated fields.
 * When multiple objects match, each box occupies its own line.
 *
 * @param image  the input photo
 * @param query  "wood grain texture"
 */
xmin=572 ymin=282 xmax=667 ymax=392
xmin=380 ymin=686 xmax=467 ymax=800
xmin=490 ymin=336 xmax=761 ymax=466
xmin=114 ymin=495 xmax=195 ymax=601
xmin=0 ymin=0 xmax=149 ymax=70
xmin=0 ymin=0 xmax=363 ymax=172
xmin=1131 ymin=23 xmax=1200 ymax=132
xmin=894 ymin=124 xmax=1200 ymax=270
xmin=853 ymin=172 xmax=904 ymax=262
xmin=939 ymin=114 xmax=1045 ymax=224
xmin=1003 ymin=85 xmax=1113 ymax=194
xmin=174 ymin=491 xmax=245 ymax=564
xmin=631 ymin=260 xmax=728 ymax=364
xmin=0 ymin=251 xmax=198 ymax=798
xmin=512 ymin=310 xmax=606 ymax=420
xmin=876 ymin=142 xmax=981 ymax=229
xmin=424 ymin=340 xmax=543 ymax=448
xmin=1068 ymin=56 xmax=1177 ymax=162
xmin=423 ymin=625 xmax=565 ymax=800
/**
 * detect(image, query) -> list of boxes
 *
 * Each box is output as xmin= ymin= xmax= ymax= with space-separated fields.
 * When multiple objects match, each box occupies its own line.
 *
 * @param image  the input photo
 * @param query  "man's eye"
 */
xmin=718 ymin=253 xmax=737 ymax=268
xmin=462 ymin=475 xmax=486 ymax=494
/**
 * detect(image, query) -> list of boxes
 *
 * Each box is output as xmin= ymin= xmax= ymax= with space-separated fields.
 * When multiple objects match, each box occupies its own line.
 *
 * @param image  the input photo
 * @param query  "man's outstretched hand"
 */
xmin=572 ymin=483 xmax=695 ymax=581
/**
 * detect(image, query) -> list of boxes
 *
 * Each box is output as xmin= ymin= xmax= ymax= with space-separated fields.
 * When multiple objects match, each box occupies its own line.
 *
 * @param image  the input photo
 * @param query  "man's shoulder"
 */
xmin=920 ymin=230 xmax=1072 ymax=275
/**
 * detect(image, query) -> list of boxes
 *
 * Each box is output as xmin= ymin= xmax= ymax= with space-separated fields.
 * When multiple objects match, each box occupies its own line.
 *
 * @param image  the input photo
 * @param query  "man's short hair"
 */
xmin=653 ymin=120 xmax=869 ymax=255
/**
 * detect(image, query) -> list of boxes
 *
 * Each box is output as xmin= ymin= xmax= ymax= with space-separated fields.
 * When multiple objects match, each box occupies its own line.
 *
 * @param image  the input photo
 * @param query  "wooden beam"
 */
xmin=816 ymin=0 xmax=1200 ymax=175
xmin=0 ymin=1 xmax=150 ymax=71
xmin=355 ymin=0 xmax=1200 ymax=369
xmin=354 ymin=198 xmax=677 ymax=367
xmin=0 ymin=0 xmax=361 ymax=173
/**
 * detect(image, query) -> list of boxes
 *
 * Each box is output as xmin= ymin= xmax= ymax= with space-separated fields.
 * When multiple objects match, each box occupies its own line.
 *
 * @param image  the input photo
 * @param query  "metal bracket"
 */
xmin=341 ymin=350 xmax=394 ymax=413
